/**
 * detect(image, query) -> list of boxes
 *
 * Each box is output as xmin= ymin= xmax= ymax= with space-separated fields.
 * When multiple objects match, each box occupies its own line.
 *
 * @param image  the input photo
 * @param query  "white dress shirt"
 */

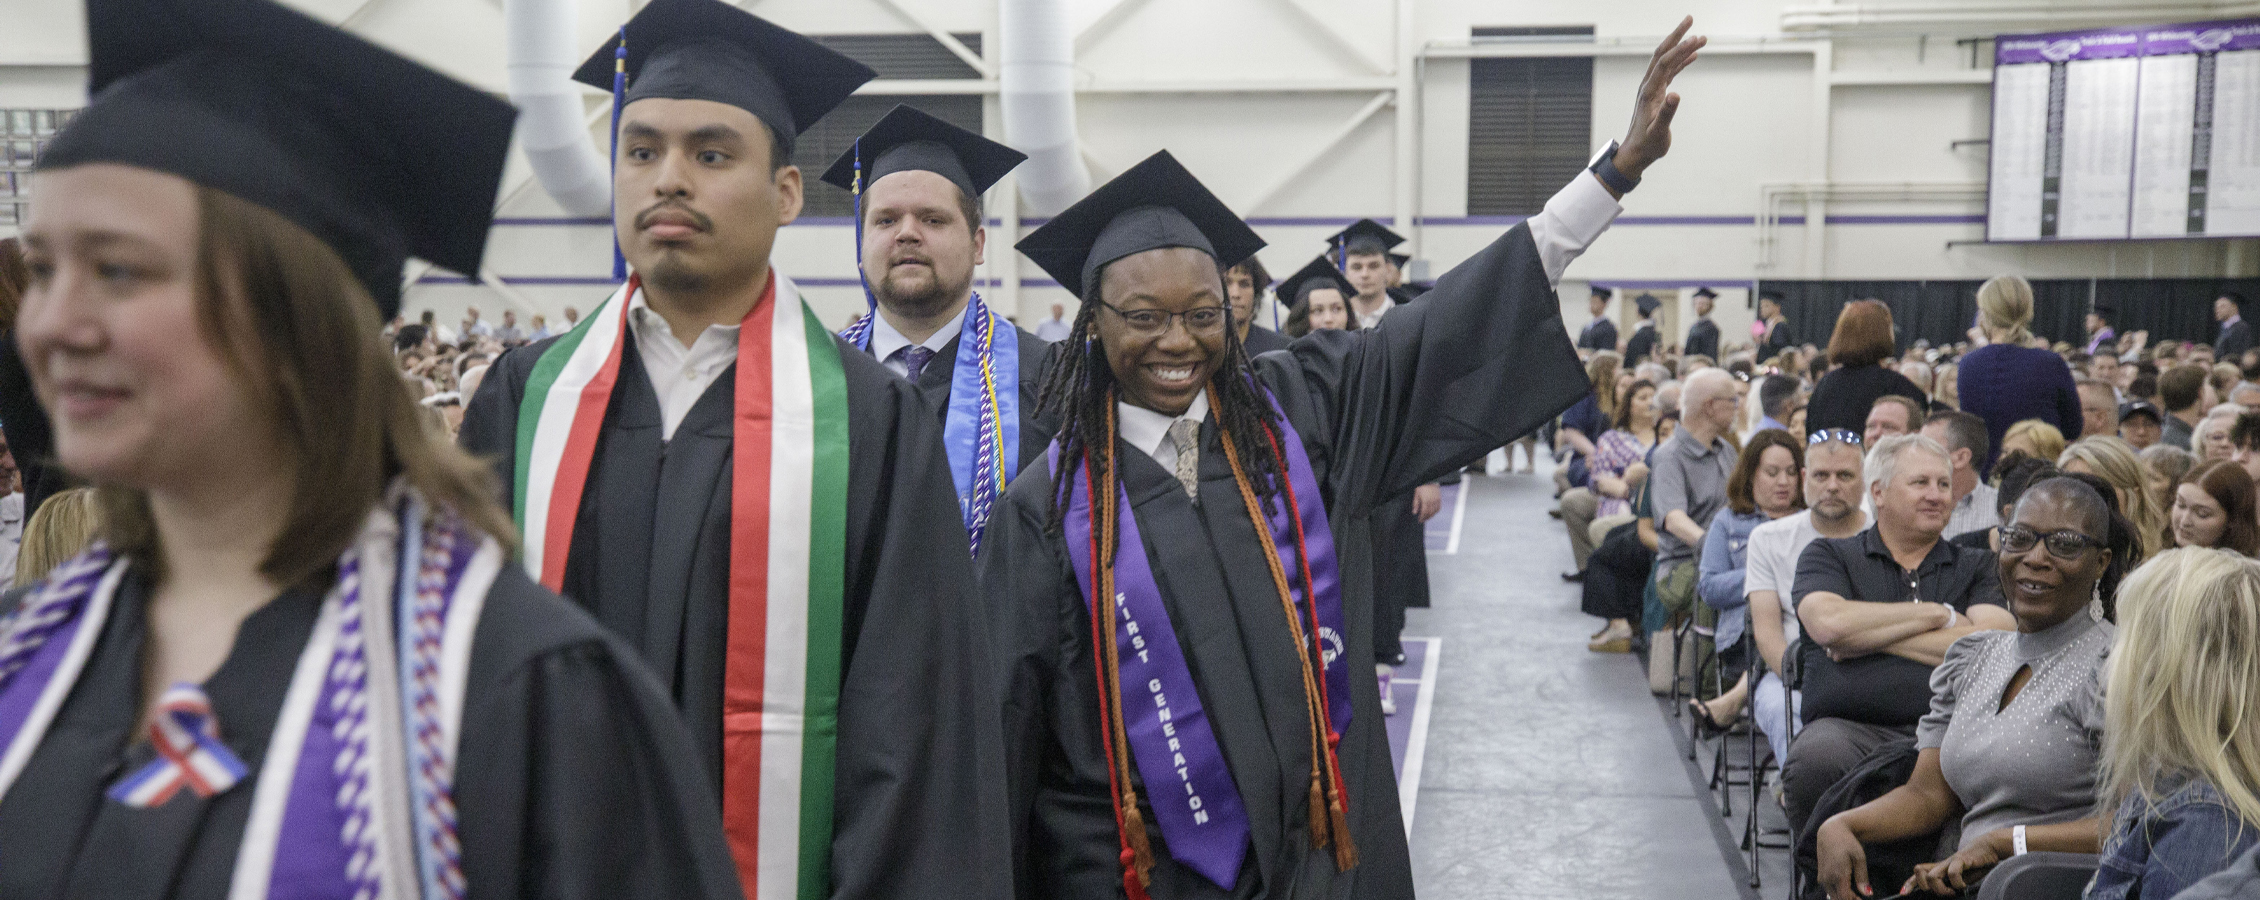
xmin=1035 ymin=317 xmax=1072 ymax=342
xmin=1119 ymin=392 xmax=1211 ymax=471
xmin=1530 ymin=173 xmax=1625 ymax=287
xmin=869 ymin=305 xmax=969 ymax=378
xmin=628 ymin=288 xmax=741 ymax=441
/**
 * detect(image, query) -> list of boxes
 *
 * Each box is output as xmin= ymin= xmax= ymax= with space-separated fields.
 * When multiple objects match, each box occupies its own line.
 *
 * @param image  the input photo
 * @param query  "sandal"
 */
xmin=1686 ymin=697 xmax=1735 ymax=736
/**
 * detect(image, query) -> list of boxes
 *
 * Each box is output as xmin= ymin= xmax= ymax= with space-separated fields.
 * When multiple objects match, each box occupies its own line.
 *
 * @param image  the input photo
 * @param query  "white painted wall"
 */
xmin=4 ymin=0 xmax=2257 ymax=345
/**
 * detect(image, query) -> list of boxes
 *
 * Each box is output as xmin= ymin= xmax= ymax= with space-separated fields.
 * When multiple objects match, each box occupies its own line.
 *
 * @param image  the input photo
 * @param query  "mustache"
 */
xmin=634 ymin=202 xmax=713 ymax=233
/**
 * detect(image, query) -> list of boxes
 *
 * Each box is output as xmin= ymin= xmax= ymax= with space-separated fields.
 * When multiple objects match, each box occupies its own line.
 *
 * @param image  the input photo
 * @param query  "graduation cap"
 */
xmin=2091 ymin=304 xmax=2116 ymax=319
xmin=1276 ymin=255 xmax=1355 ymax=306
xmin=1016 ymin=151 xmax=1264 ymax=300
xmin=572 ymin=0 xmax=876 ymax=160
xmin=36 ymin=0 xmax=517 ymax=317
xmin=819 ymin=104 xmax=1025 ymax=203
xmin=1387 ymin=252 xmax=1410 ymax=270
xmin=1589 ymin=284 xmax=1614 ymax=299
xmin=1636 ymin=294 xmax=1661 ymax=316
xmin=1327 ymin=219 xmax=1405 ymax=258
xmin=1693 ymin=287 xmax=1719 ymax=299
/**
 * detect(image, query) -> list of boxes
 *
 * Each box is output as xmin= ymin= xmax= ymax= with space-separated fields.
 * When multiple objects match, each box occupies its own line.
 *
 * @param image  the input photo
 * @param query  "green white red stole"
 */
xmin=511 ymin=271 xmax=850 ymax=900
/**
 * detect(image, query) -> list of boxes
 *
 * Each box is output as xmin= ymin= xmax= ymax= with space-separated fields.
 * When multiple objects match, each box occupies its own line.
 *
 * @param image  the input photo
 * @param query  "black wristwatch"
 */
xmin=1589 ymin=140 xmax=1640 ymax=195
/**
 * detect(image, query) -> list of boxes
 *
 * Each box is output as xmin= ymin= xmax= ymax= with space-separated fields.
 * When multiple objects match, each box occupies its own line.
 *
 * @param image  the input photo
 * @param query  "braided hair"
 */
xmin=1038 ymin=259 xmax=1288 ymax=529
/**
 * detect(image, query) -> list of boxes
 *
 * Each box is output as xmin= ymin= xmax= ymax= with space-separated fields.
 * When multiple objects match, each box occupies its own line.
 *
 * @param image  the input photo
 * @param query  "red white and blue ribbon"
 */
xmin=0 ymin=484 xmax=500 ymax=900
xmin=106 ymin=683 xmax=248 ymax=807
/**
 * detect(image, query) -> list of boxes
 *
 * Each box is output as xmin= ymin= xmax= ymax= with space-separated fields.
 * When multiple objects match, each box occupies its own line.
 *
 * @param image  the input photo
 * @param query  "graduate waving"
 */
xmin=984 ymin=18 xmax=1705 ymax=899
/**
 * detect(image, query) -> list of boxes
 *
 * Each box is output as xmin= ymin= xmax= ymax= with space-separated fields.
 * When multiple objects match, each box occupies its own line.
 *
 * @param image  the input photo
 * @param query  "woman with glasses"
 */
xmin=1814 ymin=474 xmax=2131 ymax=900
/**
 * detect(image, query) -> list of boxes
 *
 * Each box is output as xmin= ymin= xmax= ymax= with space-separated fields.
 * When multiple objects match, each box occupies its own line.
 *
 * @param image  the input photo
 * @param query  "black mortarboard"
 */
xmin=819 ymin=104 xmax=1025 ymax=203
xmin=1327 ymin=219 xmax=1405 ymax=257
xmin=1016 ymin=151 xmax=1264 ymax=300
xmin=1693 ymin=287 xmax=1719 ymax=299
xmin=37 ymin=0 xmax=516 ymax=317
xmin=1589 ymin=284 xmax=1614 ymax=299
xmin=1276 ymin=255 xmax=1355 ymax=306
xmin=1387 ymin=252 xmax=1410 ymax=269
xmin=2091 ymin=304 xmax=2116 ymax=318
xmin=573 ymin=0 xmax=875 ymax=160
xmin=1636 ymin=294 xmax=1661 ymax=316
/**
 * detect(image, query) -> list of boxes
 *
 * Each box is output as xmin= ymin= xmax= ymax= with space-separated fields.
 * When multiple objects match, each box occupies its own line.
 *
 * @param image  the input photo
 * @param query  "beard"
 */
xmin=643 ymin=251 xmax=711 ymax=296
xmin=873 ymin=262 xmax=971 ymax=320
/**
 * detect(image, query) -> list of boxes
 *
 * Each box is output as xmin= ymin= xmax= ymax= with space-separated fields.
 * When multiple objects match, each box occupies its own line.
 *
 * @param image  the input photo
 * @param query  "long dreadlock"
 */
xmin=1037 ymin=261 xmax=1287 ymax=530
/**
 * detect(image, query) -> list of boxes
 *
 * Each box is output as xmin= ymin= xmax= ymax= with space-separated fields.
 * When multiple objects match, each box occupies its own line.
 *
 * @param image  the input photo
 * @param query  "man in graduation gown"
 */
xmin=2 ymin=0 xmax=741 ymax=895
xmin=1329 ymin=220 xmax=1405 ymax=331
xmin=983 ymin=21 xmax=1705 ymax=898
xmin=1578 ymin=284 xmax=1619 ymax=357
xmin=1685 ymin=286 xmax=1720 ymax=359
xmin=1624 ymin=293 xmax=1661 ymax=364
xmin=1384 ymin=252 xmax=1427 ymax=304
xmin=822 ymin=105 xmax=1056 ymax=548
xmin=458 ymin=1 xmax=1007 ymax=896
xmin=1226 ymin=257 xmax=1293 ymax=355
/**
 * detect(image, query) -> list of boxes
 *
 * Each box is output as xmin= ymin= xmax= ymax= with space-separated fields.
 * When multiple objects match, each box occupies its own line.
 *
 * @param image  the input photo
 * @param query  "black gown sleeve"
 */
xmin=459 ymin=340 xmax=556 ymax=506
xmin=455 ymin=570 xmax=745 ymax=900
xmin=1256 ymin=222 xmax=1592 ymax=511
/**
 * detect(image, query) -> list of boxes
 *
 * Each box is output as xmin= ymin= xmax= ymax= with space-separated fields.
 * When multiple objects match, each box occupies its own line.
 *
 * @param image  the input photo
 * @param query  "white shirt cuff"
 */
xmin=1526 ymin=172 xmax=1623 ymax=287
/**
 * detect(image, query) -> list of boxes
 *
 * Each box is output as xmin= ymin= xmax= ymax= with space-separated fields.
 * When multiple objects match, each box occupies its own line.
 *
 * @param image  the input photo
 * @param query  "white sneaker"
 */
xmin=1377 ymin=663 xmax=1397 ymax=716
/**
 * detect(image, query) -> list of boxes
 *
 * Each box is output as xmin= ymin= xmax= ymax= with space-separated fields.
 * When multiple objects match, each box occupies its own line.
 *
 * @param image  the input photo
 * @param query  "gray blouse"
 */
xmin=1916 ymin=612 xmax=2112 ymax=849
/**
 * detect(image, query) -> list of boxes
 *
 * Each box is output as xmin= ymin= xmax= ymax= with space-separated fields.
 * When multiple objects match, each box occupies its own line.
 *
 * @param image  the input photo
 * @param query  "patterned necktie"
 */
xmin=901 ymin=345 xmax=936 ymax=380
xmin=1168 ymin=419 xmax=1200 ymax=499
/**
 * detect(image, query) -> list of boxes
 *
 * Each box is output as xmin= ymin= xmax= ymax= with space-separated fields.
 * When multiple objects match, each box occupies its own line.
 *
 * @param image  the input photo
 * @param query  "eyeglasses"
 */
xmin=1998 ymin=525 xmax=2106 ymax=560
xmin=1094 ymin=299 xmax=1229 ymax=336
xmin=1808 ymin=429 xmax=1863 ymax=447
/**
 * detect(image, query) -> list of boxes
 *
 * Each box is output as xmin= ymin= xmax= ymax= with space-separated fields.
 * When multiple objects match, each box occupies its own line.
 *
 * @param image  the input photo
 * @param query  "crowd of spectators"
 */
xmin=1550 ymin=276 xmax=2260 ymax=899
xmin=383 ymin=304 xmax=573 ymax=438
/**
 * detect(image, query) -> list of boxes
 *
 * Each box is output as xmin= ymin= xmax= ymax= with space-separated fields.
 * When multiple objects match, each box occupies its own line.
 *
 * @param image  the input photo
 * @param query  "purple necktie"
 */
xmin=902 ymin=345 xmax=936 ymax=379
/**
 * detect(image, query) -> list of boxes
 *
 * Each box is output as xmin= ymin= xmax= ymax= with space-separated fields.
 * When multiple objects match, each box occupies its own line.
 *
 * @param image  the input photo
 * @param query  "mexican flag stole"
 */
xmin=512 ymin=271 xmax=850 ymax=900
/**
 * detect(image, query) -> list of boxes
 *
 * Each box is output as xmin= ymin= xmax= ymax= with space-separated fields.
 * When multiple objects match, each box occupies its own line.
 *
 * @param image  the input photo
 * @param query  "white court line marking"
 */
xmin=1399 ymin=637 xmax=1441 ymax=839
xmin=1436 ymin=477 xmax=1471 ymax=555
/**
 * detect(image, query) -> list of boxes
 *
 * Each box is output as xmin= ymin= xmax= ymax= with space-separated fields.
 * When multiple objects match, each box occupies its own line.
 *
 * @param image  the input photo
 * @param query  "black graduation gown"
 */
xmin=1241 ymin=325 xmax=1293 ymax=357
xmin=1577 ymin=317 xmax=1618 ymax=354
xmin=893 ymin=324 xmax=1059 ymax=479
xmin=1624 ymin=321 xmax=1658 ymax=364
xmin=986 ymin=218 xmax=1588 ymax=899
xmin=1684 ymin=317 xmax=1719 ymax=360
xmin=2220 ymin=319 xmax=2255 ymax=360
xmin=460 ymin=330 xmax=1009 ymax=900
xmin=0 ymin=564 xmax=742 ymax=900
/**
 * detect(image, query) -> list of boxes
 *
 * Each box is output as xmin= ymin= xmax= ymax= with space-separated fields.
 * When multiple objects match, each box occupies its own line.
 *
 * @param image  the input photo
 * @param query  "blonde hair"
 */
xmin=15 ymin=488 xmax=99 ymax=588
xmin=2102 ymin=547 xmax=2260 ymax=840
xmin=2003 ymin=418 xmax=2067 ymax=467
xmin=1977 ymin=275 xmax=2035 ymax=345
xmin=2058 ymin=436 xmax=2164 ymax=563
xmin=1586 ymin=352 xmax=1624 ymax=422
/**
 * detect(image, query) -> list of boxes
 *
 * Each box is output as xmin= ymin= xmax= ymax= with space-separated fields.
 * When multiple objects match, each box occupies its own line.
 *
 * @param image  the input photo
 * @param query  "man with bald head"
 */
xmin=1648 ymin=368 xmax=1742 ymax=650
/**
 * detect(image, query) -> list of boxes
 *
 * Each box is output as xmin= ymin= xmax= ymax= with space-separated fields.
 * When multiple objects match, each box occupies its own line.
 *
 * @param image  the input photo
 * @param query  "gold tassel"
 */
xmin=1328 ymin=786 xmax=1359 ymax=870
xmin=1122 ymin=796 xmax=1157 ymax=887
xmin=1307 ymin=771 xmax=1331 ymax=850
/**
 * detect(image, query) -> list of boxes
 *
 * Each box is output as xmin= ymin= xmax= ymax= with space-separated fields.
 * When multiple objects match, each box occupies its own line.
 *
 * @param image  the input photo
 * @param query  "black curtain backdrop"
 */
xmin=1755 ymin=277 xmax=2260 ymax=354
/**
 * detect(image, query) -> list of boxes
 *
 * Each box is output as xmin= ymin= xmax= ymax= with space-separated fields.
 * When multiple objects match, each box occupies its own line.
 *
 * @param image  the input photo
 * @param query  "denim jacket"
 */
xmin=2089 ymin=777 xmax=2260 ymax=900
xmin=1696 ymin=508 xmax=1773 ymax=649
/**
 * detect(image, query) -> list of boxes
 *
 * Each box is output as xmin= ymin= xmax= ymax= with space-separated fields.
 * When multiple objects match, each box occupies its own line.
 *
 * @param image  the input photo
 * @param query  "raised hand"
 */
xmin=1614 ymin=16 xmax=1705 ymax=180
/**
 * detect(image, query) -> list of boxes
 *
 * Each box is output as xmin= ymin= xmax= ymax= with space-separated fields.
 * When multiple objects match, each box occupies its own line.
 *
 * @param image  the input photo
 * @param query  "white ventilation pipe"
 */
xmin=506 ymin=0 xmax=612 ymax=217
xmin=999 ymin=0 xmax=1089 ymax=215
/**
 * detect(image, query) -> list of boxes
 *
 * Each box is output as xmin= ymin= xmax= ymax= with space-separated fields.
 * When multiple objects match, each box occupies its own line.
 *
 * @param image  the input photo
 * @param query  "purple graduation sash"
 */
xmin=0 ymin=486 xmax=500 ymax=900
xmin=1053 ymin=444 xmax=1251 ymax=890
xmin=1258 ymin=396 xmax=1353 ymax=739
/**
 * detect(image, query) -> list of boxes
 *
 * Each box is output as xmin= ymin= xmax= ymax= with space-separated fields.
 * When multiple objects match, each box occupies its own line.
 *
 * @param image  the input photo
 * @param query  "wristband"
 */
xmin=1943 ymin=603 xmax=1958 ymax=629
xmin=1589 ymin=140 xmax=1641 ymax=195
xmin=2012 ymin=824 xmax=2029 ymax=856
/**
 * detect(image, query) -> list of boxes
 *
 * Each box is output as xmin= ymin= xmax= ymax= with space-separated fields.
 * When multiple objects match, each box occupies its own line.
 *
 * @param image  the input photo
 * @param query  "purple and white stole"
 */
xmin=0 ymin=482 xmax=502 ymax=900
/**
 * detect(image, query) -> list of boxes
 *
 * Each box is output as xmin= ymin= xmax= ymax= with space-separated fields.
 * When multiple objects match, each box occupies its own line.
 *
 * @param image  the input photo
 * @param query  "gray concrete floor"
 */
xmin=1405 ymin=466 xmax=1780 ymax=899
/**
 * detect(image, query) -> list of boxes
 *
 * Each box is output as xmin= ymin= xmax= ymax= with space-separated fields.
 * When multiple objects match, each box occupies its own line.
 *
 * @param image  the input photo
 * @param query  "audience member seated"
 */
xmin=2228 ymin=410 xmax=2260 ymax=486
xmin=2197 ymin=410 xmax=2242 ymax=464
xmin=2000 ymin=419 xmax=2068 ymax=470
xmin=1784 ymin=434 xmax=2015 ymax=838
xmin=2059 ymin=436 xmax=2171 ymax=559
xmin=1559 ymin=353 xmax=1627 ymax=578
xmin=1921 ymin=410 xmax=1998 ymax=541
xmin=1691 ymin=429 xmax=1807 ymax=730
xmin=1868 ymin=394 xmax=1927 ymax=449
xmin=1957 ymin=276 xmax=2084 ymax=470
xmin=2078 ymin=376 xmax=2122 ymax=440
xmin=1934 ymin=361 xmax=1961 ymax=411
xmin=12 ymin=486 xmax=98 ymax=589
xmin=2089 ymin=548 xmax=2260 ymax=900
xmin=1813 ymin=475 xmax=2131 ymax=900
xmin=2121 ymin=400 xmax=2165 ymax=452
xmin=1646 ymin=369 xmax=1744 ymax=646
xmin=1742 ymin=430 xmax=1869 ymax=764
xmin=1949 ymin=456 xmax=2057 ymax=554
xmin=2158 ymin=365 xmax=2213 ymax=451
xmin=1584 ymin=378 xmax=1663 ymax=548
xmin=2140 ymin=444 xmax=2195 ymax=505
xmin=2166 ymin=460 xmax=2259 ymax=557
xmin=1584 ymin=471 xmax=1657 ymax=653
xmin=1809 ymin=300 xmax=1928 ymax=437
